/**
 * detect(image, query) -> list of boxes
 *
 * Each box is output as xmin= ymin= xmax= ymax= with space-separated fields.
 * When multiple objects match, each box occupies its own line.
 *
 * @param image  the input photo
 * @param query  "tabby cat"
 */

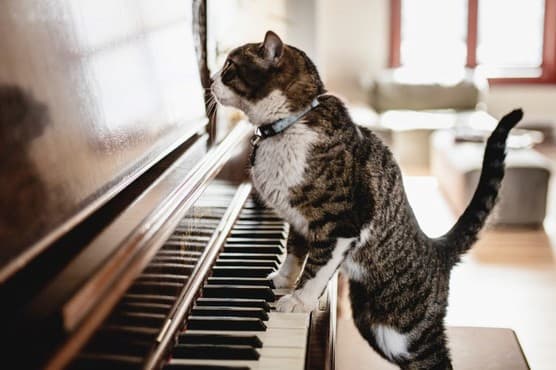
xmin=211 ymin=31 xmax=522 ymax=369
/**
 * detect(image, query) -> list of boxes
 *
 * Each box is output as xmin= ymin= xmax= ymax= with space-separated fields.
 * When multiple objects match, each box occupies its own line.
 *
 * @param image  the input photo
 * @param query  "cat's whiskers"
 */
xmin=205 ymin=93 xmax=218 ymax=121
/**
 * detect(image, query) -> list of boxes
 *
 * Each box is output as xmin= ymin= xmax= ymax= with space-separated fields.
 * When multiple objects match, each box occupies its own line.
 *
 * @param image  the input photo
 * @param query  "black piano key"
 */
xmin=238 ymin=210 xmax=275 ymax=215
xmin=239 ymin=208 xmax=276 ymax=213
xmin=128 ymin=281 xmax=183 ymax=297
xmin=231 ymin=225 xmax=286 ymax=232
xmin=238 ymin=215 xmax=281 ymax=221
xmin=239 ymin=206 xmax=274 ymax=211
xmin=236 ymin=216 xmax=287 ymax=226
xmin=162 ymin=241 xmax=207 ymax=251
xmin=211 ymin=266 xmax=274 ymax=278
xmin=71 ymin=353 xmax=143 ymax=370
xmin=202 ymin=285 xmax=275 ymax=301
xmin=218 ymin=253 xmax=280 ymax=263
xmin=97 ymin=325 xmax=159 ymax=342
xmin=152 ymin=256 xmax=199 ymax=264
xmin=238 ymin=201 xmax=260 ymax=207
xmin=117 ymin=301 xmax=172 ymax=315
xmin=233 ymin=218 xmax=285 ymax=224
xmin=166 ymin=237 xmax=210 ymax=245
xmin=223 ymin=245 xmax=283 ymax=254
xmin=191 ymin=306 xmax=268 ymax=321
xmin=215 ymin=259 xmax=278 ymax=269
xmin=175 ymin=228 xmax=215 ymax=236
xmin=156 ymin=250 xmax=202 ymax=257
xmin=108 ymin=312 xmax=167 ymax=328
xmin=173 ymin=231 xmax=214 ymax=238
xmin=143 ymin=263 xmax=194 ymax=276
xmin=207 ymin=277 xmax=272 ymax=287
xmin=195 ymin=298 xmax=270 ymax=312
xmin=122 ymin=294 xmax=176 ymax=306
xmin=176 ymin=220 xmax=218 ymax=229
xmin=172 ymin=344 xmax=259 ymax=360
xmin=237 ymin=219 xmax=282 ymax=225
xmin=229 ymin=230 xmax=286 ymax=239
xmin=136 ymin=273 xmax=189 ymax=284
xmin=186 ymin=316 xmax=266 ymax=331
xmin=226 ymin=238 xmax=284 ymax=246
xmin=178 ymin=333 xmax=262 ymax=348
xmin=85 ymin=335 xmax=153 ymax=357
xmin=164 ymin=364 xmax=250 ymax=370
xmin=175 ymin=226 xmax=218 ymax=234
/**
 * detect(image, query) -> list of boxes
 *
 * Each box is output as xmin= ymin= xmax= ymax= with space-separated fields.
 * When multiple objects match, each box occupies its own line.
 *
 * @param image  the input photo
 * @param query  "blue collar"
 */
xmin=250 ymin=97 xmax=320 ymax=147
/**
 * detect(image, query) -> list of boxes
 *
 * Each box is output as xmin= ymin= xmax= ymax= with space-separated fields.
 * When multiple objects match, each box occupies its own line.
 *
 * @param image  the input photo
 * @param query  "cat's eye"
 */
xmin=223 ymin=59 xmax=233 ymax=71
xmin=222 ymin=60 xmax=236 ymax=83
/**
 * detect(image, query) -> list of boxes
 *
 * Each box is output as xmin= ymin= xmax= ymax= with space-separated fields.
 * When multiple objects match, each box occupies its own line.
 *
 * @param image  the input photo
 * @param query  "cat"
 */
xmin=211 ymin=30 xmax=523 ymax=370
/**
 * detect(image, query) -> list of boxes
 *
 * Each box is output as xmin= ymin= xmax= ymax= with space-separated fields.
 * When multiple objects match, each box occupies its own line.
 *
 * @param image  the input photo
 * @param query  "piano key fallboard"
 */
xmin=69 ymin=180 xmax=335 ymax=370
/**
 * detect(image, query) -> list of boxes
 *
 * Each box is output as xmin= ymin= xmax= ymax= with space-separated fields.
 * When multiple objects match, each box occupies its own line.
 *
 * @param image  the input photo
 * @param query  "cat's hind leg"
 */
xmin=352 ymin=313 xmax=452 ymax=369
xmin=268 ymin=229 xmax=308 ymax=288
xmin=349 ymin=281 xmax=453 ymax=369
xmin=399 ymin=323 xmax=453 ymax=370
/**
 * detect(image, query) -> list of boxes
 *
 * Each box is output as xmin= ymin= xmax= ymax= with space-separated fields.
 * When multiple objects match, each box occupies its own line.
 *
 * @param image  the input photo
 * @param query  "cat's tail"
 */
xmin=435 ymin=109 xmax=523 ymax=267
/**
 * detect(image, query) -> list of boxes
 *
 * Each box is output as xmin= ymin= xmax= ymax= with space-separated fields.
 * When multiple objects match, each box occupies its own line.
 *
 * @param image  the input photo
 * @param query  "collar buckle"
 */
xmin=250 ymin=97 xmax=321 ymax=147
xmin=250 ymin=128 xmax=263 ymax=147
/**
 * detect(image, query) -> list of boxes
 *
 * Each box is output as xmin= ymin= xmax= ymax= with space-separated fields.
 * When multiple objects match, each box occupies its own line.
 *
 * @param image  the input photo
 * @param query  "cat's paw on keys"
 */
xmin=276 ymin=293 xmax=316 ymax=313
xmin=267 ymin=270 xmax=296 ymax=288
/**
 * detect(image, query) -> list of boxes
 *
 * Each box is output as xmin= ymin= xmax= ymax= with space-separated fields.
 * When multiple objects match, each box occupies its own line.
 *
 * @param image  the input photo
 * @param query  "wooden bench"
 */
xmin=337 ymin=320 xmax=530 ymax=369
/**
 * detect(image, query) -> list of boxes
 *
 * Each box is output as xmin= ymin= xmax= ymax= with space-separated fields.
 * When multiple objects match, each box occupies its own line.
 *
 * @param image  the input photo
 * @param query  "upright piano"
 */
xmin=0 ymin=1 xmax=336 ymax=369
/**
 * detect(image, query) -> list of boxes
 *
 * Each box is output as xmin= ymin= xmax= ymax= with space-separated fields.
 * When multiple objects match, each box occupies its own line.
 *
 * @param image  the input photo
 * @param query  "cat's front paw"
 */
xmin=276 ymin=292 xmax=316 ymax=313
xmin=268 ymin=270 xmax=296 ymax=289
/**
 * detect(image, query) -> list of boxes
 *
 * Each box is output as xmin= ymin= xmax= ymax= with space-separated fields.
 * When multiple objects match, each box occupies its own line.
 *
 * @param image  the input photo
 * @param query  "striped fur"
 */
xmin=212 ymin=31 xmax=522 ymax=369
xmin=434 ymin=109 xmax=523 ymax=266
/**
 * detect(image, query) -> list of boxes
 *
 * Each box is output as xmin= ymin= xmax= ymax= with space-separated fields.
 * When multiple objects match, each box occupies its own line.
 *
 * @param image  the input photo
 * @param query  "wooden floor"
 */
xmin=336 ymin=156 xmax=556 ymax=369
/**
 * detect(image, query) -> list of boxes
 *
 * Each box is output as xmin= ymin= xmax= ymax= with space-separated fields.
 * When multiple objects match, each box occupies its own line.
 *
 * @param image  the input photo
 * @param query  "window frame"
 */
xmin=389 ymin=0 xmax=556 ymax=84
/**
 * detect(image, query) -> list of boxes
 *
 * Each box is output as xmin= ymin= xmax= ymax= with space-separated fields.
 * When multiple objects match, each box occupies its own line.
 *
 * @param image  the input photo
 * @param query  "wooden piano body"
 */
xmin=0 ymin=1 xmax=335 ymax=369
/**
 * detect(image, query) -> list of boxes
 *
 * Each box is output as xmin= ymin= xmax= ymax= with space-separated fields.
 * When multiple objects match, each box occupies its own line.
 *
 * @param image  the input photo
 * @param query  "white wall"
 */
xmin=208 ymin=0 xmax=288 ymax=69
xmin=286 ymin=0 xmax=318 ymax=63
xmin=487 ymin=85 xmax=556 ymax=121
xmin=316 ymin=0 xmax=389 ymax=103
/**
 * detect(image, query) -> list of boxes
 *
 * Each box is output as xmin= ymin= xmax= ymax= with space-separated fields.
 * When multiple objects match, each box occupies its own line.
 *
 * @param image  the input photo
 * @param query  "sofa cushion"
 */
xmin=431 ymin=130 xmax=552 ymax=227
xmin=372 ymin=68 xmax=487 ymax=112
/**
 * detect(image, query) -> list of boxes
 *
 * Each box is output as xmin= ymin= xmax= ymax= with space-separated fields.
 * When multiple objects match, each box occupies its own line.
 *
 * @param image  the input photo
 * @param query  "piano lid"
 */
xmin=0 ymin=0 xmax=207 ymax=280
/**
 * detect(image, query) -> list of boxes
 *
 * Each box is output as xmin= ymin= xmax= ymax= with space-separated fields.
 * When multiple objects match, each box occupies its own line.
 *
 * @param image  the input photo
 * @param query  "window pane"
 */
xmin=400 ymin=0 xmax=468 ymax=69
xmin=478 ymin=0 xmax=545 ymax=68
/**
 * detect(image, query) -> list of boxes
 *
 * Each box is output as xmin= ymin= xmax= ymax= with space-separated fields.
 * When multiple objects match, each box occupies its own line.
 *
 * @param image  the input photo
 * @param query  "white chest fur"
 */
xmin=251 ymin=123 xmax=319 ymax=235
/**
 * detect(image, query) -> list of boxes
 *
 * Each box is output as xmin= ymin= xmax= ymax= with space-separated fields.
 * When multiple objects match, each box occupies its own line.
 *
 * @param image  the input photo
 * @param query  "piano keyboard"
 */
xmin=70 ymin=182 xmax=311 ymax=370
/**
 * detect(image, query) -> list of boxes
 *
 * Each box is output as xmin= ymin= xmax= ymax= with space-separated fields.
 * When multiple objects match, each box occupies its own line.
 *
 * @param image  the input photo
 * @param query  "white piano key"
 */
xmin=266 ymin=312 xmax=309 ymax=329
xmin=168 ymin=356 xmax=304 ymax=370
xmin=258 ymin=346 xmax=305 ymax=359
xmin=186 ymin=327 xmax=308 ymax=348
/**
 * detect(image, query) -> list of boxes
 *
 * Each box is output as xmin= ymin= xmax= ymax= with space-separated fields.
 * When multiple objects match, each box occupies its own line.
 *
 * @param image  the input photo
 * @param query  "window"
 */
xmin=390 ymin=0 xmax=556 ymax=83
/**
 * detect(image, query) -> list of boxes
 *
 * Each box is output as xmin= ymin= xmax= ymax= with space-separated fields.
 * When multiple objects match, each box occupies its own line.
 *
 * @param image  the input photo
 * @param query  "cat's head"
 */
xmin=211 ymin=31 xmax=325 ymax=126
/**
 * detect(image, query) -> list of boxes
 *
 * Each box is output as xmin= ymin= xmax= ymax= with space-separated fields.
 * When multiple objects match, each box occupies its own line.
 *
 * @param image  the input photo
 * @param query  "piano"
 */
xmin=0 ymin=1 xmax=335 ymax=369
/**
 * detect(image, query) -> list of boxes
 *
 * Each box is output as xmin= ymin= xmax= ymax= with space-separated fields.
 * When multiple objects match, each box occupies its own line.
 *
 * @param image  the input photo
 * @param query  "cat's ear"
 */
xmin=262 ymin=30 xmax=283 ymax=66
